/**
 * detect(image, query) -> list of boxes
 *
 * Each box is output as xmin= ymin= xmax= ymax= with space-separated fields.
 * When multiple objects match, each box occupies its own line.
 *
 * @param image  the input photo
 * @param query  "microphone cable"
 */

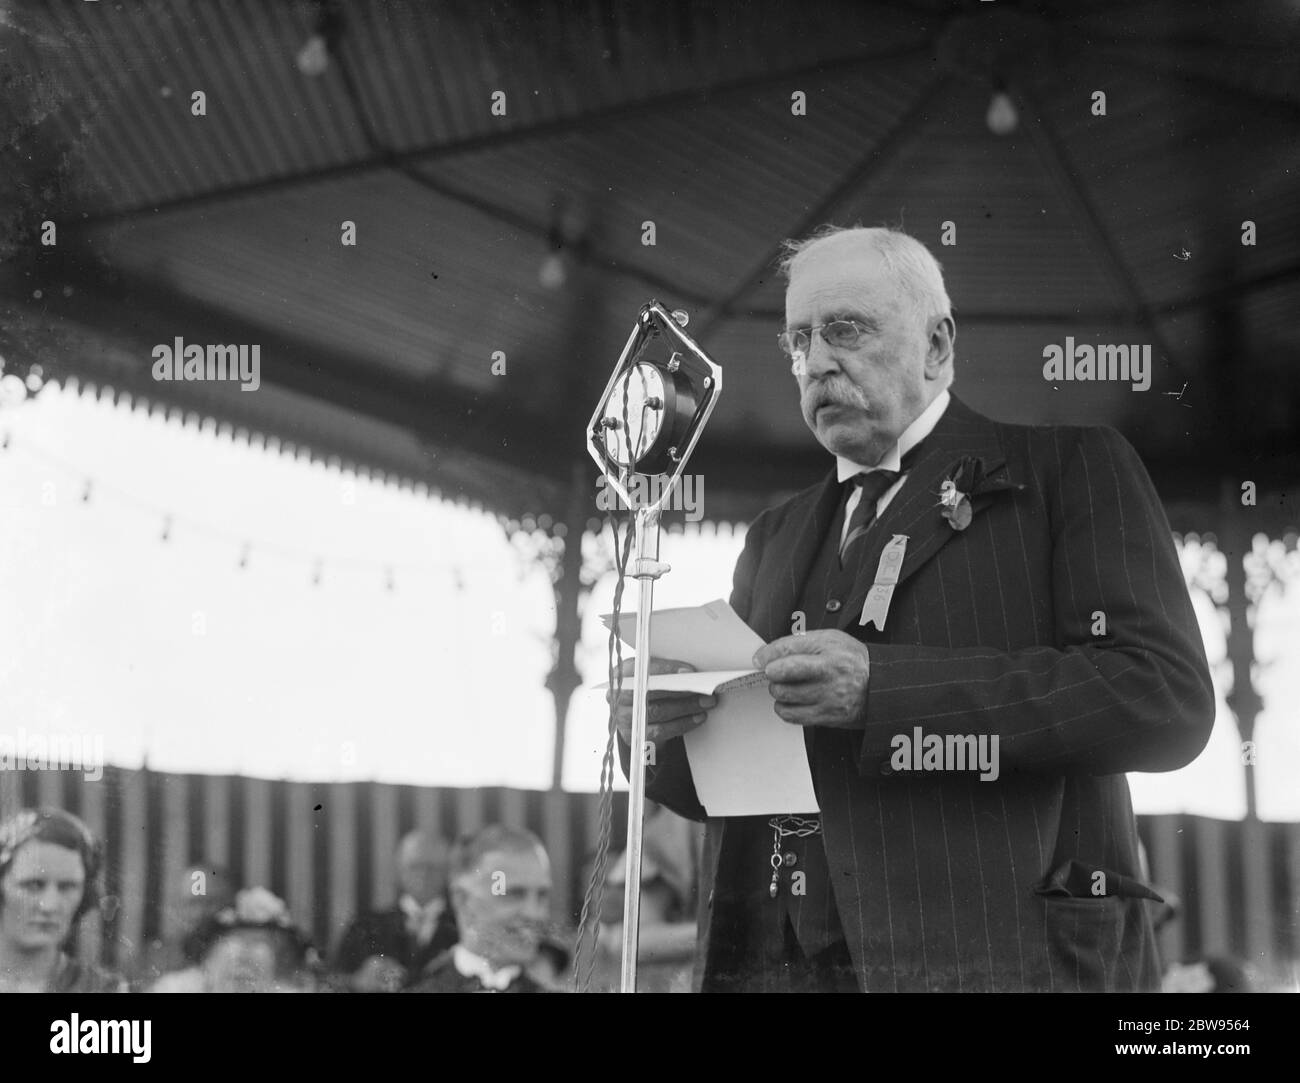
xmin=570 ymin=356 xmax=654 ymax=992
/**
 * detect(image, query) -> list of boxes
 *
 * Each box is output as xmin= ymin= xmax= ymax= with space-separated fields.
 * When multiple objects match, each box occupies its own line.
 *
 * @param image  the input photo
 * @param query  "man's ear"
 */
xmin=925 ymin=315 xmax=955 ymax=378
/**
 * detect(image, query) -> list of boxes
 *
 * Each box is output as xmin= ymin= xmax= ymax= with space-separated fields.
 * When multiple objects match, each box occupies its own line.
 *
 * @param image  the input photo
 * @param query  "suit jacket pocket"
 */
xmin=1034 ymin=860 xmax=1161 ymax=992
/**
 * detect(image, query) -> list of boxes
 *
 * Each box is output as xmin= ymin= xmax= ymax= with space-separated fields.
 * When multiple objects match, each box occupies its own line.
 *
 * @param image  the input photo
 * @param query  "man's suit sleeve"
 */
xmin=860 ymin=426 xmax=1215 ymax=777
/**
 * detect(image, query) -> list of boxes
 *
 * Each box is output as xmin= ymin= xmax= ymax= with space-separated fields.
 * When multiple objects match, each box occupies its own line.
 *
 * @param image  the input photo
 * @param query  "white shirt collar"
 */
xmin=398 ymin=893 xmax=444 ymax=918
xmin=398 ymin=893 xmax=445 ymax=944
xmin=836 ymin=388 xmax=950 ymax=483
xmin=452 ymin=944 xmax=522 ymax=991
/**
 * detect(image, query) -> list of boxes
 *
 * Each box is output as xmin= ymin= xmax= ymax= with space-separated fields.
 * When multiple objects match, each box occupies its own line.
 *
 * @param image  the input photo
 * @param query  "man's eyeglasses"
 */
xmin=777 ymin=319 xmax=874 ymax=360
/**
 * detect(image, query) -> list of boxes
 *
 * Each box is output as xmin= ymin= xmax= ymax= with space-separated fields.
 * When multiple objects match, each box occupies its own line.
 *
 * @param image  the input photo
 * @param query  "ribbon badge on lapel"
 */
xmin=937 ymin=455 xmax=1023 ymax=532
xmin=859 ymin=534 xmax=908 ymax=630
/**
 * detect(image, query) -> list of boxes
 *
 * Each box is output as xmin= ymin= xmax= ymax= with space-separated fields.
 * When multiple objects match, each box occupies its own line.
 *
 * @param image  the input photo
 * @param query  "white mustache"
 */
xmin=803 ymin=377 xmax=870 ymax=413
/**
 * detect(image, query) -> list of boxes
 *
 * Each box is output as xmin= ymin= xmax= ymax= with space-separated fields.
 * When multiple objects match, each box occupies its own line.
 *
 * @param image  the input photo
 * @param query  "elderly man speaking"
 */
xmin=615 ymin=226 xmax=1213 ymax=993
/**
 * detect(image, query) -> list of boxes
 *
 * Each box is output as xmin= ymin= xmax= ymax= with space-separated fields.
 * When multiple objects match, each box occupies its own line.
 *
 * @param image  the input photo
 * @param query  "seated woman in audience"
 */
xmin=580 ymin=802 xmax=699 ymax=993
xmin=0 ymin=807 xmax=125 ymax=992
xmin=151 ymin=886 xmax=319 ymax=992
xmin=133 ymin=859 xmax=237 ymax=989
xmin=585 ymin=847 xmax=698 ymax=993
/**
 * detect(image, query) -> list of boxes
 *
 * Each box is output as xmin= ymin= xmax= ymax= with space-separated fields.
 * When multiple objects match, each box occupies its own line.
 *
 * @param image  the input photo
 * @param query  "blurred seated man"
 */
xmin=333 ymin=829 xmax=457 ymax=992
xmin=151 ymin=887 xmax=318 ymax=992
xmin=134 ymin=860 xmax=236 ymax=989
xmin=406 ymin=825 xmax=553 ymax=993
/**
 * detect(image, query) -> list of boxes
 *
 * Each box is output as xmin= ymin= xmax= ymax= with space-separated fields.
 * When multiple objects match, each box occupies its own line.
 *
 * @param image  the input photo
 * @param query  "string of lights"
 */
xmin=0 ymin=426 xmax=479 ymax=593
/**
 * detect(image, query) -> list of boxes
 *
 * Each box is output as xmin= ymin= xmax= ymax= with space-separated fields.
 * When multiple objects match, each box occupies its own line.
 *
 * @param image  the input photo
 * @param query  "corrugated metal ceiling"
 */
xmin=2 ymin=0 xmax=1297 ymax=522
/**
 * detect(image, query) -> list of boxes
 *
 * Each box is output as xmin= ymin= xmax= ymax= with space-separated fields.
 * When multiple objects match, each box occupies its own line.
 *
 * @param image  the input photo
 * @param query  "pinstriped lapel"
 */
xmin=746 ymin=470 xmax=842 ymax=642
xmin=835 ymin=395 xmax=1010 ymax=634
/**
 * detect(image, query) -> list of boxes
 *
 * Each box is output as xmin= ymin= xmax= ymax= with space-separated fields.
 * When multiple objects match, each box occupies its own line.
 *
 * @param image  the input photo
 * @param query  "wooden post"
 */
xmin=118 ymin=768 xmax=150 ymax=974
xmin=369 ymin=783 xmax=399 ymax=909
xmin=1220 ymin=480 xmax=1261 ymax=819
xmin=546 ymin=460 xmax=588 ymax=791
xmin=1193 ymin=817 xmax=1231 ymax=955
xmin=327 ymin=782 xmax=358 ymax=960
xmin=1146 ymin=814 xmax=1185 ymax=966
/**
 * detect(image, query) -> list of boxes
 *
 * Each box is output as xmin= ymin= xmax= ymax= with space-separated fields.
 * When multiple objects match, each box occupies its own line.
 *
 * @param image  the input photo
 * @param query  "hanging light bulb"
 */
xmin=986 ymin=88 xmax=1019 ymax=136
xmin=538 ymin=251 xmax=567 ymax=290
xmin=296 ymin=33 xmax=330 ymax=77
xmin=296 ymin=2 xmax=342 ymax=78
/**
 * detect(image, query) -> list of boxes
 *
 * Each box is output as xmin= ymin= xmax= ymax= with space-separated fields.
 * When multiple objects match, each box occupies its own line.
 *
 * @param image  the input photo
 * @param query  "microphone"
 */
xmin=577 ymin=300 xmax=722 ymax=993
xmin=587 ymin=301 xmax=722 ymax=509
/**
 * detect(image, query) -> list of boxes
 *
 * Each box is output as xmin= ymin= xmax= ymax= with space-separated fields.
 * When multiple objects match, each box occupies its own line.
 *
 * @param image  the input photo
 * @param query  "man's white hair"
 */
xmin=777 ymin=225 xmax=954 ymax=329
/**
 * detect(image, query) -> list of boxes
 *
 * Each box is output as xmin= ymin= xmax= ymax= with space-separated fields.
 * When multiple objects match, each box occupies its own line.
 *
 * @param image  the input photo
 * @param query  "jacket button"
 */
xmin=782 ymin=852 xmax=797 ymax=867
xmin=825 ymin=599 xmax=842 ymax=612
xmin=879 ymin=762 xmax=893 ymax=776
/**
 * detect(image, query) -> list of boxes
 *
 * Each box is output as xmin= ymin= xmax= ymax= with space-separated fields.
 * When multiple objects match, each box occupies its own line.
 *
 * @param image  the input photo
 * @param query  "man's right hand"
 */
xmin=607 ymin=657 xmax=714 ymax=747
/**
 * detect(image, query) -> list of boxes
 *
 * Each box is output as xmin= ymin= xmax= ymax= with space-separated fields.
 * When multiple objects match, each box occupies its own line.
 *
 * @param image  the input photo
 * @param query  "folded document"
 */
xmin=601 ymin=599 xmax=819 ymax=816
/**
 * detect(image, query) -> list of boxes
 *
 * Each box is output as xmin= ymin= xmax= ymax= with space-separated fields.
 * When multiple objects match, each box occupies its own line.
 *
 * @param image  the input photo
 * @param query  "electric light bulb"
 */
xmin=986 ymin=91 xmax=1018 ymax=136
xmin=538 ymin=252 xmax=567 ymax=290
xmin=296 ymin=34 xmax=330 ymax=77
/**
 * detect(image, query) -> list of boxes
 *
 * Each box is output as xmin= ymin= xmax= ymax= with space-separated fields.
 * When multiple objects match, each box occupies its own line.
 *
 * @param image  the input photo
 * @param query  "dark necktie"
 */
xmin=839 ymin=470 xmax=901 ymax=564
xmin=838 ymin=440 xmax=929 ymax=565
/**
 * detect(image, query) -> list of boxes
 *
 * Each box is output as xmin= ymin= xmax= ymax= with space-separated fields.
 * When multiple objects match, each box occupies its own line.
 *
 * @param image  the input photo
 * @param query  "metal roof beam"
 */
xmin=1010 ymin=76 xmax=1195 ymax=388
xmin=689 ymin=73 xmax=956 ymax=340
xmin=1090 ymin=43 xmax=1300 ymax=124
xmin=76 ymin=43 xmax=933 ymax=228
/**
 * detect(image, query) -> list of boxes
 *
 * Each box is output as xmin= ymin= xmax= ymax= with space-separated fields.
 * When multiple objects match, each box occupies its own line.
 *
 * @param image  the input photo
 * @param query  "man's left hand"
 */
xmin=754 ymin=630 xmax=870 ymax=729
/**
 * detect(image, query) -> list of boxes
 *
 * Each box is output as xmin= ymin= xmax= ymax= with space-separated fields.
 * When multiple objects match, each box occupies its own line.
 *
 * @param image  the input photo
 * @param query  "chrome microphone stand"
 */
xmin=620 ymin=501 xmax=667 ymax=992
xmin=586 ymin=301 xmax=721 ymax=992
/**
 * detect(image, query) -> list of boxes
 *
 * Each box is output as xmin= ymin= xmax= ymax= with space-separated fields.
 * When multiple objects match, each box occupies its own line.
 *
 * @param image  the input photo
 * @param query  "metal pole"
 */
xmin=620 ymin=503 xmax=667 ymax=992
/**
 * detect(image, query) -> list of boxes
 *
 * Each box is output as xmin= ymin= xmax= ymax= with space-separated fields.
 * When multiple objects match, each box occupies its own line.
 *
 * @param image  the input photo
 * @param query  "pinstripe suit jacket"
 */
xmin=632 ymin=394 xmax=1214 ymax=992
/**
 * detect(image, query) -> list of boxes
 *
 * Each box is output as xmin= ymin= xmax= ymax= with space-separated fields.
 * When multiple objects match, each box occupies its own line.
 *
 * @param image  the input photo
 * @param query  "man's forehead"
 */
xmin=474 ymin=847 xmax=551 ymax=884
xmin=399 ymin=833 xmax=448 ymax=864
xmin=785 ymin=243 xmax=899 ymax=322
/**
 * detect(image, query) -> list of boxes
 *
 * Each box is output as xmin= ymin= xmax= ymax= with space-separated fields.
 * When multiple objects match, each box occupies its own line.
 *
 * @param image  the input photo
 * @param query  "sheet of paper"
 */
xmin=684 ymin=683 xmax=819 ymax=815
xmin=604 ymin=598 xmax=763 ymax=672
xmin=643 ymin=670 xmax=756 ymax=695
xmin=600 ymin=600 xmax=819 ymax=816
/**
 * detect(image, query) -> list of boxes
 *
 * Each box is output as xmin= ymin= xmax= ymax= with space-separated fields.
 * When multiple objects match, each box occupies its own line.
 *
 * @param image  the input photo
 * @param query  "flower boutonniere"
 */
xmin=938 ymin=456 xmax=1023 ymax=531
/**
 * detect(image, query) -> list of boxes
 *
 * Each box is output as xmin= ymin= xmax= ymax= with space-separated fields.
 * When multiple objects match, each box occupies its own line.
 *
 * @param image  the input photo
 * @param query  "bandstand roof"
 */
xmin=2 ymin=0 xmax=1297 ymax=531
